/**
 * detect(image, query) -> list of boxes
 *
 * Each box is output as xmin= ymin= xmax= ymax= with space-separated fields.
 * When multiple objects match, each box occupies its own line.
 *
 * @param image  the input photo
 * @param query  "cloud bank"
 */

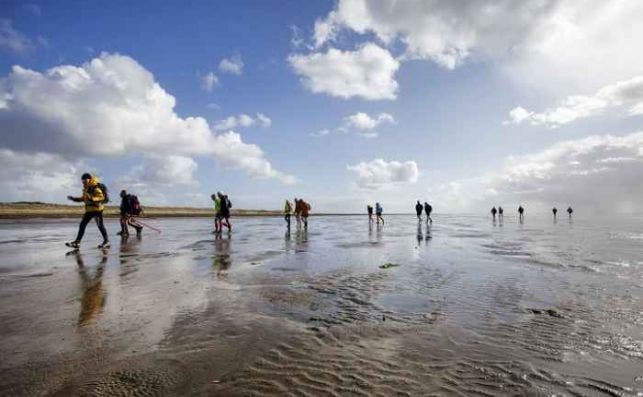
xmin=0 ymin=52 xmax=295 ymax=202
xmin=311 ymin=0 xmax=643 ymax=92
xmin=507 ymin=75 xmax=643 ymax=127
xmin=433 ymin=131 xmax=643 ymax=214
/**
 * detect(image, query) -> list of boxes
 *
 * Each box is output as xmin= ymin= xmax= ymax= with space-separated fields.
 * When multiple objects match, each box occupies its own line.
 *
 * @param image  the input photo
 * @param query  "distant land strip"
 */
xmin=0 ymin=202 xmax=365 ymax=219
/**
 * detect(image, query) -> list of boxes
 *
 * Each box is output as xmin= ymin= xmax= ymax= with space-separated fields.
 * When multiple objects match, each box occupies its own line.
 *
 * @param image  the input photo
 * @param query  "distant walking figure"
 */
xmin=375 ymin=202 xmax=384 ymax=225
xmin=118 ymin=190 xmax=143 ymax=236
xmin=415 ymin=201 xmax=423 ymax=221
xmin=66 ymin=173 xmax=110 ymax=249
xmin=567 ymin=206 xmax=573 ymax=218
xmin=212 ymin=192 xmax=223 ymax=233
xmin=491 ymin=206 xmax=497 ymax=221
xmin=518 ymin=205 xmax=525 ymax=222
xmin=367 ymin=205 xmax=373 ymax=222
xmin=301 ymin=199 xmax=311 ymax=229
xmin=219 ymin=192 xmax=232 ymax=232
xmin=284 ymin=199 xmax=293 ymax=229
xmin=294 ymin=198 xmax=302 ymax=228
xmin=424 ymin=202 xmax=433 ymax=224
xmin=552 ymin=207 xmax=558 ymax=218
xmin=498 ymin=206 xmax=504 ymax=220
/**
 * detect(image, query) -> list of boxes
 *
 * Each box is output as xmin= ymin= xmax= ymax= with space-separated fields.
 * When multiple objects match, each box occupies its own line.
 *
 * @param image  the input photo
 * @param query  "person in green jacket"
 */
xmin=211 ymin=193 xmax=222 ymax=233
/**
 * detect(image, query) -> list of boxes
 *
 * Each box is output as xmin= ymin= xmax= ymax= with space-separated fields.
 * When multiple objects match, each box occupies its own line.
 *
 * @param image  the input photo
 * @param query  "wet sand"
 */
xmin=0 ymin=215 xmax=641 ymax=396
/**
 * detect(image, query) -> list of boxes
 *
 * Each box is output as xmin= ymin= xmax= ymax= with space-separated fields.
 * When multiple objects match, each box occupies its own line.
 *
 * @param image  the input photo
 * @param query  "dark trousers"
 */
xmin=285 ymin=214 xmax=291 ymax=227
xmin=75 ymin=211 xmax=108 ymax=242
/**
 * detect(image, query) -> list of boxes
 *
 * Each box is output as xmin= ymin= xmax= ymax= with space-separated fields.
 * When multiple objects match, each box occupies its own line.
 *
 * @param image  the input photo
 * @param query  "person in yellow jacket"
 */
xmin=284 ymin=199 xmax=293 ymax=229
xmin=66 ymin=173 xmax=110 ymax=248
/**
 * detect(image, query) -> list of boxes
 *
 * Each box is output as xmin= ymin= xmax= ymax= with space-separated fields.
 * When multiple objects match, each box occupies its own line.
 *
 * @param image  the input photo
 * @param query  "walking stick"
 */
xmin=131 ymin=217 xmax=162 ymax=233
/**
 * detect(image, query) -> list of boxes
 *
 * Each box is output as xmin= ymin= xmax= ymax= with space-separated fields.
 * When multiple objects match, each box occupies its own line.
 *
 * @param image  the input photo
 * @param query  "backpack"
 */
xmin=226 ymin=197 xmax=232 ymax=209
xmin=129 ymin=195 xmax=142 ymax=216
xmin=93 ymin=183 xmax=109 ymax=204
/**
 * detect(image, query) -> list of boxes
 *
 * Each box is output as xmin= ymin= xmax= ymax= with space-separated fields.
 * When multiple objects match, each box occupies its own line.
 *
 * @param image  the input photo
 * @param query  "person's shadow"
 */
xmin=73 ymin=252 xmax=107 ymax=326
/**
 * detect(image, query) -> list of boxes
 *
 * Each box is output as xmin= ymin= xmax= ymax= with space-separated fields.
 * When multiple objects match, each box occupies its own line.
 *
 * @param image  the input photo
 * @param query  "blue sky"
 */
xmin=1 ymin=1 xmax=643 ymax=213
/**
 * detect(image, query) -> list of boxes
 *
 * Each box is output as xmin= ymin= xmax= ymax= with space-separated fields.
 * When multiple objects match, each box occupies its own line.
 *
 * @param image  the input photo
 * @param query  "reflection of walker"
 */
xmin=376 ymin=211 xmax=384 ymax=224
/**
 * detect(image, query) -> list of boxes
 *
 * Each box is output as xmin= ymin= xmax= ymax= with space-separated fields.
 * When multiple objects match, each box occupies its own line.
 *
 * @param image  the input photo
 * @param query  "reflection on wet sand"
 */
xmin=1 ymin=215 xmax=642 ymax=396
xmin=74 ymin=252 xmax=107 ymax=326
xmin=213 ymin=233 xmax=232 ymax=278
xmin=294 ymin=228 xmax=308 ymax=252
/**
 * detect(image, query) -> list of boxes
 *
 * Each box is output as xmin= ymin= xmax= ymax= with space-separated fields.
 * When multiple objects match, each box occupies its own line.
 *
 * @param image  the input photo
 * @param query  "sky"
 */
xmin=1 ymin=0 xmax=642 ymax=214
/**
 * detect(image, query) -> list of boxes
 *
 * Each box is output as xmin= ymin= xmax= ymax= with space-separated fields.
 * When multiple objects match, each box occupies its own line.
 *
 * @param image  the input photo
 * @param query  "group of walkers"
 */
xmin=553 ymin=206 xmax=574 ymax=219
xmin=491 ymin=205 xmax=574 ymax=222
xmin=64 ymin=172 xmax=579 ymax=249
xmin=415 ymin=201 xmax=433 ymax=224
xmin=367 ymin=203 xmax=384 ymax=224
xmin=211 ymin=192 xmax=232 ymax=233
xmin=284 ymin=198 xmax=311 ymax=230
xmin=490 ymin=206 xmax=506 ymax=222
xmin=65 ymin=173 xmax=145 ymax=249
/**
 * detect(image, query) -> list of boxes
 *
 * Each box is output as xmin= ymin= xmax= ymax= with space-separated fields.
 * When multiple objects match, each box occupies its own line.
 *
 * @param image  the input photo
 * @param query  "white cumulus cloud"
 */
xmin=213 ymin=113 xmax=272 ymax=130
xmin=0 ymin=52 xmax=294 ymax=192
xmin=289 ymin=43 xmax=400 ymax=100
xmin=347 ymin=158 xmax=418 ymax=189
xmin=130 ymin=155 xmax=198 ymax=186
xmin=218 ymin=55 xmax=244 ymax=75
xmin=507 ymin=75 xmax=643 ymax=127
xmin=312 ymin=0 xmax=643 ymax=91
xmin=345 ymin=112 xmax=394 ymax=130
xmin=312 ymin=111 xmax=395 ymax=138
xmin=0 ymin=149 xmax=81 ymax=202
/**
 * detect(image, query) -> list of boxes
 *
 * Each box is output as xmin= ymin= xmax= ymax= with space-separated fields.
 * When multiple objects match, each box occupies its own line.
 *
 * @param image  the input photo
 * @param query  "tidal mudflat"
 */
xmin=0 ymin=215 xmax=641 ymax=396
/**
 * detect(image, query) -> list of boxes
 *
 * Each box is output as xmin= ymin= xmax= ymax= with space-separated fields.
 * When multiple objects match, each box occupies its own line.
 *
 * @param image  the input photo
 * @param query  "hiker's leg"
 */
xmin=75 ymin=212 xmax=93 ymax=242
xmin=94 ymin=212 xmax=108 ymax=242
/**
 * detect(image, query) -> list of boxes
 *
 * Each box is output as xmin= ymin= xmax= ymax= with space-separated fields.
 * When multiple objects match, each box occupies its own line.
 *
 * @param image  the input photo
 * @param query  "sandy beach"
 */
xmin=0 ymin=215 xmax=641 ymax=396
xmin=0 ymin=202 xmax=281 ymax=219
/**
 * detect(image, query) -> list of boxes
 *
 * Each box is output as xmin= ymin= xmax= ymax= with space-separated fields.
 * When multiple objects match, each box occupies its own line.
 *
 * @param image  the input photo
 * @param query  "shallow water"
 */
xmin=0 ymin=215 xmax=641 ymax=396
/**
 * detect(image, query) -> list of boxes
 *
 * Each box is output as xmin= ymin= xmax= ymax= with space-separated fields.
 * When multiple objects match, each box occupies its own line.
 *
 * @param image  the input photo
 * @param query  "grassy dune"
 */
xmin=0 ymin=202 xmax=281 ymax=219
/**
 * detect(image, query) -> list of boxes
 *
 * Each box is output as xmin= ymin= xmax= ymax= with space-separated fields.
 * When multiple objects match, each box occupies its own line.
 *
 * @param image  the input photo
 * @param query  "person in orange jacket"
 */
xmin=300 ymin=199 xmax=311 ymax=229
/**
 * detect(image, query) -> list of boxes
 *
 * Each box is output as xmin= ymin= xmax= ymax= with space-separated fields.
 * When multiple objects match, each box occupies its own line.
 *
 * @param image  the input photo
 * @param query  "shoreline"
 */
xmin=0 ymin=202 xmax=366 ymax=219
